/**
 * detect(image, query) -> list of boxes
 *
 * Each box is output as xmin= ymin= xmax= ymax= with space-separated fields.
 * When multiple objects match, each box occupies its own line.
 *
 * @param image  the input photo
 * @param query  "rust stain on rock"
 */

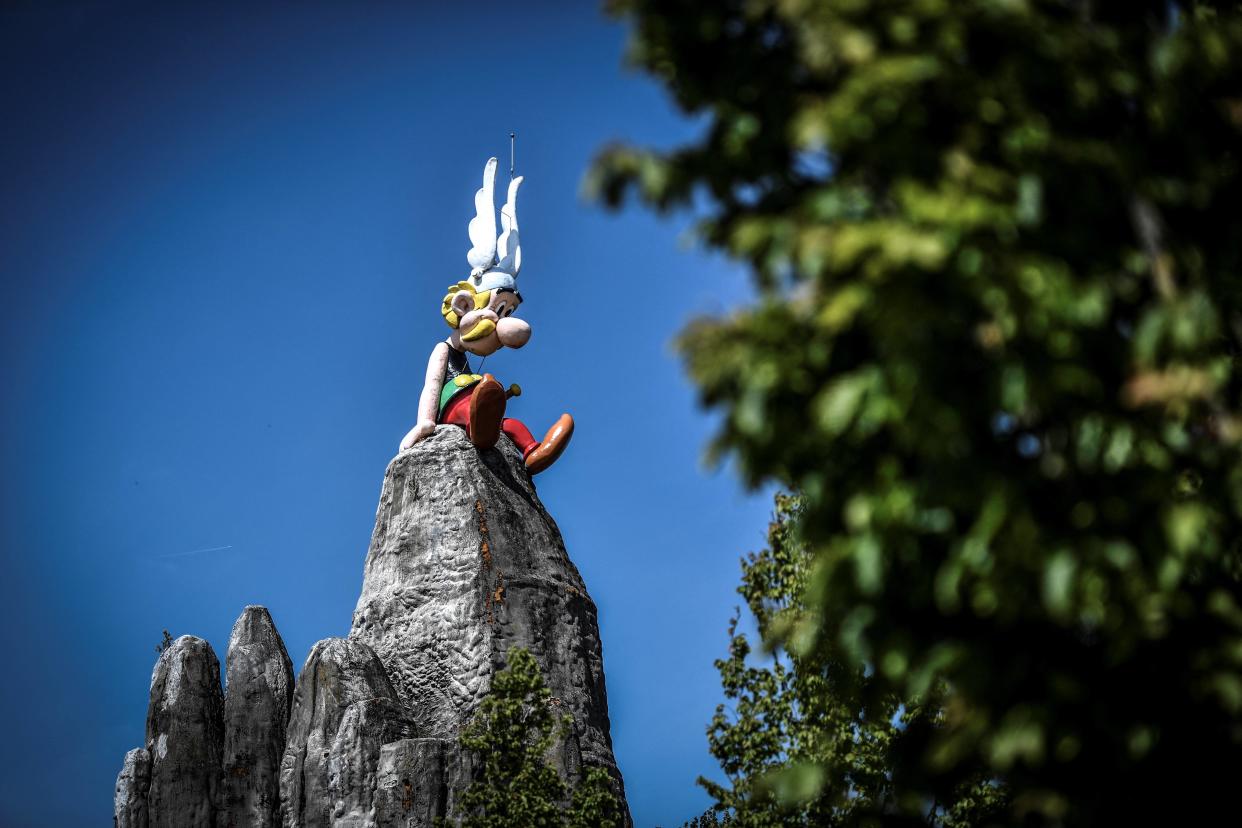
xmin=476 ymin=498 xmax=493 ymax=570
xmin=486 ymin=572 xmax=507 ymax=624
xmin=477 ymin=498 xmax=505 ymax=623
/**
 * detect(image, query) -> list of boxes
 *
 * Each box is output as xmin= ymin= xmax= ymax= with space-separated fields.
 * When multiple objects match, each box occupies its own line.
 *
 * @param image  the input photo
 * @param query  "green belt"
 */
xmin=439 ymin=374 xmax=483 ymax=417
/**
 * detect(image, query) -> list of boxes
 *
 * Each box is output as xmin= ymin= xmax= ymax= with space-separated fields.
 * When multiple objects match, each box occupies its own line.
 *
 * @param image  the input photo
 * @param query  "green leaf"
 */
xmin=813 ymin=370 xmax=873 ymax=435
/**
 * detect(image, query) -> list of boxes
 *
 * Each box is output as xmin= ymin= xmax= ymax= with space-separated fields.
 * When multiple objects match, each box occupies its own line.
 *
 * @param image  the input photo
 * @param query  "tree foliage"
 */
xmin=592 ymin=1 xmax=1242 ymax=823
xmin=706 ymin=495 xmax=1006 ymax=826
xmin=456 ymin=647 xmax=623 ymax=828
xmin=676 ymin=807 xmax=736 ymax=827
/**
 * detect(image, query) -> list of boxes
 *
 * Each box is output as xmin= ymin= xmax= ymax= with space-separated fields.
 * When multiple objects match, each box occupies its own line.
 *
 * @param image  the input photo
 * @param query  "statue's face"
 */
xmin=450 ymin=288 xmax=530 ymax=356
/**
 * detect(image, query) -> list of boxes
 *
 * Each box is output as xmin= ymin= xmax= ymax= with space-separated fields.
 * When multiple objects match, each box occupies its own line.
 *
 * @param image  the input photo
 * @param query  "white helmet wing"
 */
xmin=495 ymin=175 xmax=522 ymax=277
xmin=466 ymin=157 xmax=498 ymax=274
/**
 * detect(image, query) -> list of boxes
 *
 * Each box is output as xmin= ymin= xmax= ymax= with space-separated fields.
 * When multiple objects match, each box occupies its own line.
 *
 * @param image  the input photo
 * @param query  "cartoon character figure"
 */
xmin=399 ymin=157 xmax=573 ymax=474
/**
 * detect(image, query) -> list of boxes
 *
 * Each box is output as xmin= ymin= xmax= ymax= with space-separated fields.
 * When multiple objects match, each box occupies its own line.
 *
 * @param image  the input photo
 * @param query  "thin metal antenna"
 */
xmin=509 ymin=132 xmax=516 ymax=179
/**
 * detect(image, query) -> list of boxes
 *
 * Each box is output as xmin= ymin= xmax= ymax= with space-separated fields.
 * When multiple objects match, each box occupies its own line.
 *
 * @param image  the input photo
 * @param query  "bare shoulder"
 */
xmin=428 ymin=340 xmax=450 ymax=363
xmin=425 ymin=341 xmax=451 ymax=376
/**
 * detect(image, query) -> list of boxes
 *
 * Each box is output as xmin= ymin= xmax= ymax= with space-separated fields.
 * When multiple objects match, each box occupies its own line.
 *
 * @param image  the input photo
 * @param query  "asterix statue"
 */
xmin=399 ymin=157 xmax=573 ymax=474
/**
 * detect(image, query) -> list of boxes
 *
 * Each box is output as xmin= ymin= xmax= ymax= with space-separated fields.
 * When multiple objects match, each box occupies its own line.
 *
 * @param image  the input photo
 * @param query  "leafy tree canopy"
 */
xmin=592 ymin=1 xmax=1242 ymax=823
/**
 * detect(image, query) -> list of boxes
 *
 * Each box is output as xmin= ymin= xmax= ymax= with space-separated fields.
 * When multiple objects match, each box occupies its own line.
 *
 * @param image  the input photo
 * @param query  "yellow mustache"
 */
xmin=460 ymin=318 xmax=496 ymax=342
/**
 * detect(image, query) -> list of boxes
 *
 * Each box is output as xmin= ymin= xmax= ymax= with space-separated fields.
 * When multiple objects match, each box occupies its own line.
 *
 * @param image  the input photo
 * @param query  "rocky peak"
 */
xmin=220 ymin=606 xmax=295 ymax=828
xmin=145 ymin=635 xmax=225 ymax=828
xmin=114 ymin=427 xmax=629 ymax=826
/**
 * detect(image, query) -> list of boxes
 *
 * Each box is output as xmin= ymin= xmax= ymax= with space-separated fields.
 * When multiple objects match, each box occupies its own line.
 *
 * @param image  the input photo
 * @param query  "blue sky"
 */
xmin=0 ymin=4 xmax=776 ymax=826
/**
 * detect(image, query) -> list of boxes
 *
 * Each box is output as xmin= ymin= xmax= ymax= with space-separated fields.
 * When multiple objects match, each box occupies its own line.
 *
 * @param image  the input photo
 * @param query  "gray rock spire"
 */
xmin=219 ymin=606 xmax=295 ymax=828
xmin=277 ymin=637 xmax=404 ymax=828
xmin=349 ymin=426 xmax=628 ymax=815
xmin=114 ymin=425 xmax=629 ymax=825
xmin=146 ymin=635 xmax=225 ymax=828
xmin=114 ymin=747 xmax=151 ymax=828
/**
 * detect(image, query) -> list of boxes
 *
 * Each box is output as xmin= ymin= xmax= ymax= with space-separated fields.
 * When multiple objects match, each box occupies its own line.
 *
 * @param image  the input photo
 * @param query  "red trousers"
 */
xmin=441 ymin=390 xmax=539 ymax=457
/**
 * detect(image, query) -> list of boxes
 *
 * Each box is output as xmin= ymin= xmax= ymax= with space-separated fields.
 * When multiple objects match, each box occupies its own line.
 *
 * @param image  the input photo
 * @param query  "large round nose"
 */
xmin=496 ymin=317 xmax=531 ymax=349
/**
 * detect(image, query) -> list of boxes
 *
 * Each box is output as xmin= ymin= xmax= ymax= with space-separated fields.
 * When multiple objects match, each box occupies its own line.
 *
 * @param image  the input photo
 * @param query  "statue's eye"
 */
xmin=505 ymin=307 xmax=515 ymax=317
xmin=495 ymin=302 xmax=507 ymax=316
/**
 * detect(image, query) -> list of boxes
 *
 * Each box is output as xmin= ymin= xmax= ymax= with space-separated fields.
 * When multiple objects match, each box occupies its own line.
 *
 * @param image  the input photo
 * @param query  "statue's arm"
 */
xmin=399 ymin=342 xmax=451 ymax=450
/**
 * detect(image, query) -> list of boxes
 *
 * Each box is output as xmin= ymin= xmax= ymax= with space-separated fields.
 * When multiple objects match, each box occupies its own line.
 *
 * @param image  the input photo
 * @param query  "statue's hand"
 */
xmin=399 ymin=420 xmax=437 ymax=451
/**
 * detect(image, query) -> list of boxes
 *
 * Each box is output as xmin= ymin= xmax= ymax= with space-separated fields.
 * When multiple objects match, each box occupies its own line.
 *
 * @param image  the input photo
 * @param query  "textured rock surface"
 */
xmin=371 ymin=738 xmax=475 ymax=827
xmin=146 ymin=635 xmax=225 ymax=828
xmin=114 ymin=425 xmax=629 ymax=825
xmin=114 ymin=747 xmax=151 ymax=828
xmin=278 ymin=637 xmax=399 ymax=828
xmin=350 ymin=426 xmax=628 ymax=815
xmin=327 ymin=698 xmax=416 ymax=827
xmin=219 ymin=606 xmax=295 ymax=828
